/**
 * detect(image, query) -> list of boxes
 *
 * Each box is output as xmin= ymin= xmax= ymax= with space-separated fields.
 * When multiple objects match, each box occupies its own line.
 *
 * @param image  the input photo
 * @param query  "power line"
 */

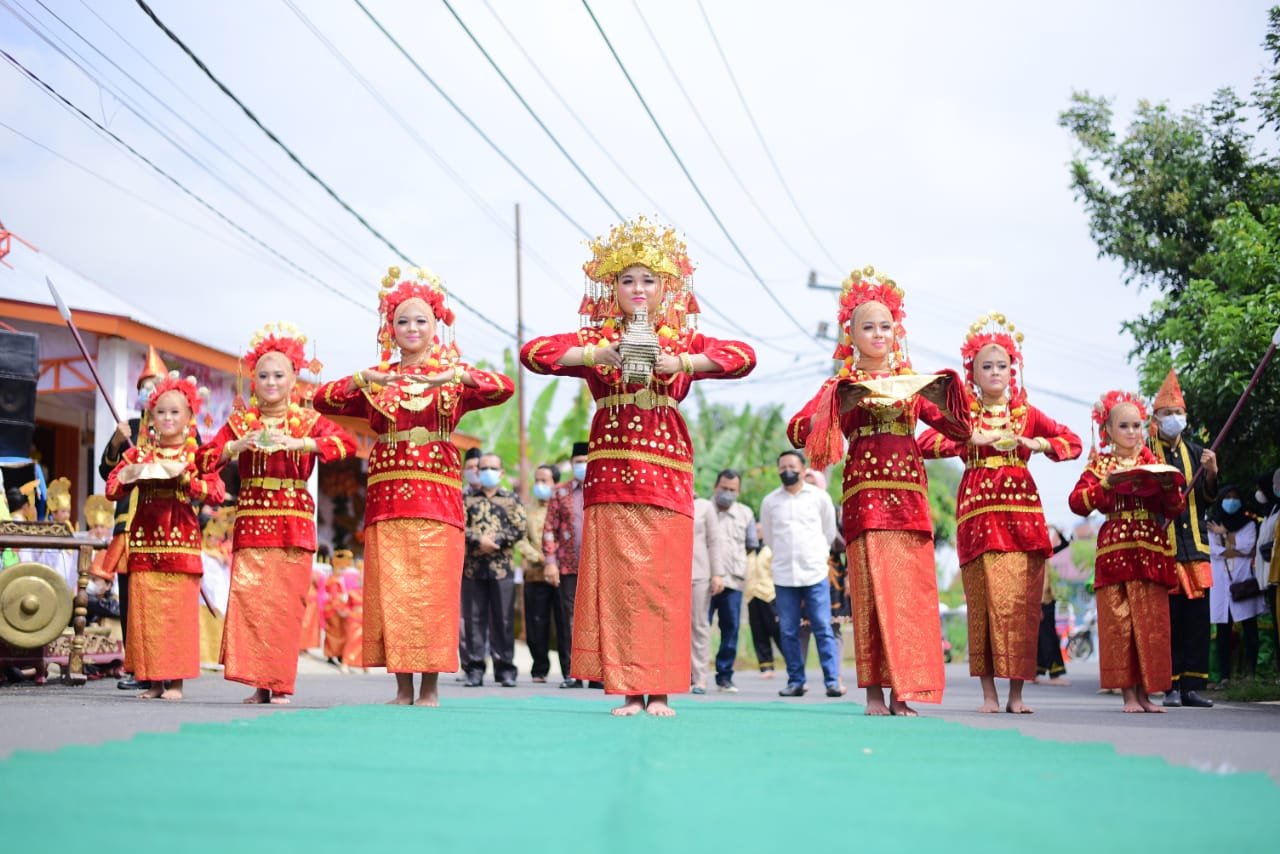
xmin=351 ymin=0 xmax=591 ymax=237
xmin=580 ymin=0 xmax=821 ymax=348
xmin=440 ymin=0 xmax=621 ymax=222
xmin=132 ymin=0 xmax=516 ymax=340
xmin=695 ymin=0 xmax=844 ymax=274
xmin=629 ymin=0 xmax=820 ymax=274
xmin=0 ymin=46 xmax=373 ymax=314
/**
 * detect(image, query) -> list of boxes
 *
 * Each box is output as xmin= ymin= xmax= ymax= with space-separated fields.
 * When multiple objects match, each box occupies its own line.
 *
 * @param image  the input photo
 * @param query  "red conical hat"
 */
xmin=137 ymin=345 xmax=167 ymax=389
xmin=1153 ymin=369 xmax=1185 ymax=410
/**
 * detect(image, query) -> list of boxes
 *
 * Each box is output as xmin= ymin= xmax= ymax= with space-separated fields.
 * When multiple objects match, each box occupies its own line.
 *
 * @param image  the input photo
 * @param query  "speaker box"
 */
xmin=0 ymin=330 xmax=38 ymax=458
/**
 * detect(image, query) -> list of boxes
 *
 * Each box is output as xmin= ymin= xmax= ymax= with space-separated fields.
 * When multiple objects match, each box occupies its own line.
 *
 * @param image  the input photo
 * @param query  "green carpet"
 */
xmin=2 ymin=698 xmax=1276 ymax=852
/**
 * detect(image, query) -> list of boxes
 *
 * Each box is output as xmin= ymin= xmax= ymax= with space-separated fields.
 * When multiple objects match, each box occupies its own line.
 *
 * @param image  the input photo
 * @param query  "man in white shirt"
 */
xmin=758 ymin=450 xmax=841 ymax=697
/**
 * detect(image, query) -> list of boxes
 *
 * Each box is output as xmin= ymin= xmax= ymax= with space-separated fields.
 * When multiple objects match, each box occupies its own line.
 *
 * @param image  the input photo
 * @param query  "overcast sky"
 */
xmin=1 ymin=0 xmax=1274 ymax=523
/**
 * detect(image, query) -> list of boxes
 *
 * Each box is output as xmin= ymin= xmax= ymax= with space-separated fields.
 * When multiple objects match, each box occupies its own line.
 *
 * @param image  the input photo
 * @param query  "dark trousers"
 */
xmin=1036 ymin=602 xmax=1066 ymax=677
xmin=747 ymin=596 xmax=781 ymax=670
xmin=1216 ymin=616 xmax=1260 ymax=680
xmin=524 ymin=580 xmax=568 ymax=679
xmin=557 ymin=574 xmax=578 ymax=676
xmin=1169 ymin=592 xmax=1210 ymax=691
xmin=119 ymin=572 xmax=131 ymax=647
xmin=462 ymin=576 xmax=517 ymax=681
xmin=709 ymin=588 xmax=743 ymax=684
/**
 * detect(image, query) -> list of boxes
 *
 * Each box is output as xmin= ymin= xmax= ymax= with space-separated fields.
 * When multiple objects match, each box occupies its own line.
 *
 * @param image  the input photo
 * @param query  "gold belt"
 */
xmin=242 ymin=477 xmax=309 ymax=491
xmin=968 ymin=455 xmax=1026 ymax=470
xmin=597 ymin=390 xmax=678 ymax=411
xmin=1107 ymin=509 xmax=1153 ymax=522
xmin=381 ymin=428 xmax=453 ymax=446
xmin=853 ymin=421 xmax=911 ymax=437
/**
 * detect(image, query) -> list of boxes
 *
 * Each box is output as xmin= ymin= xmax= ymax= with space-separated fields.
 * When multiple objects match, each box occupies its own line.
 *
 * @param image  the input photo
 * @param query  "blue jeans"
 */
xmin=775 ymin=582 xmax=841 ymax=688
xmin=709 ymin=588 xmax=743 ymax=684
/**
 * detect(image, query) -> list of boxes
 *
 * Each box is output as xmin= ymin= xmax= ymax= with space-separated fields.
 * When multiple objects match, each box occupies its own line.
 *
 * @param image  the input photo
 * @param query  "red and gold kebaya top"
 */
xmin=787 ymin=369 xmax=971 ymax=540
xmin=521 ymin=326 xmax=755 ymax=517
xmin=105 ymin=445 xmax=227 ymax=575
xmin=1068 ymin=446 xmax=1186 ymax=589
xmin=313 ymin=363 xmax=513 ymax=529
xmin=920 ymin=401 xmax=1082 ymax=565
xmin=196 ymin=407 xmax=356 ymax=551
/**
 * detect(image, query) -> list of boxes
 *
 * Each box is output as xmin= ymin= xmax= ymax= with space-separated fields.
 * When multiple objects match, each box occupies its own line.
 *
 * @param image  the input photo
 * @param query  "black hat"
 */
xmin=463 ymin=447 xmax=482 ymax=461
xmin=571 ymin=441 xmax=589 ymax=458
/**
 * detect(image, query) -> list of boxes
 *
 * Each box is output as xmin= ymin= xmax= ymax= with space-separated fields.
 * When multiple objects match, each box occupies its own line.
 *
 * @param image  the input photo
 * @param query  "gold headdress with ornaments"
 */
xmin=961 ymin=311 xmax=1026 ymax=405
xmin=579 ymin=216 xmax=699 ymax=333
xmin=46 ymin=477 xmax=71 ymax=514
xmin=83 ymin=494 xmax=113 ymax=529
xmin=376 ymin=266 xmax=457 ymax=372
xmin=831 ymin=266 xmax=908 ymax=376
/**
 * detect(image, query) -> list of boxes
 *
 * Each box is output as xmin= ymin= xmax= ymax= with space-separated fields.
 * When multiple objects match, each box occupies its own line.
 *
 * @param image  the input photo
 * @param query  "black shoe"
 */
xmin=117 ymin=675 xmax=147 ymax=690
xmin=826 ymin=684 xmax=848 ymax=698
xmin=463 ymin=673 xmax=483 ymax=687
xmin=559 ymin=679 xmax=583 ymax=689
xmin=1182 ymin=690 xmax=1214 ymax=708
xmin=588 ymin=680 xmax=604 ymax=689
xmin=778 ymin=684 xmax=807 ymax=697
xmin=1162 ymin=689 xmax=1182 ymax=707
xmin=500 ymin=676 xmax=517 ymax=688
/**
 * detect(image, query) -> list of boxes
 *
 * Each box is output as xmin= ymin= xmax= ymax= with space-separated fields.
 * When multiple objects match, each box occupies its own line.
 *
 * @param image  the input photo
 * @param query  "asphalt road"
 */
xmin=3 ymin=653 xmax=1278 ymax=781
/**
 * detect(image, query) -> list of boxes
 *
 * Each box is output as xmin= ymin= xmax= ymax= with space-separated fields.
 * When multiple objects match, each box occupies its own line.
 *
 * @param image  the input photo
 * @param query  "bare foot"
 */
xmin=268 ymin=695 xmax=292 ymax=705
xmin=386 ymin=695 xmax=414 ymax=705
xmin=759 ymin=670 xmax=775 ymax=679
xmin=978 ymin=701 xmax=1000 ymax=713
xmin=243 ymin=689 xmax=270 ymax=704
xmin=645 ymin=695 xmax=676 ymax=717
xmin=977 ymin=676 xmax=1000 ymax=713
xmin=1005 ymin=701 xmax=1034 ymax=714
xmin=137 ymin=685 xmax=163 ymax=700
xmin=889 ymin=692 xmax=918 ymax=717
xmin=387 ymin=672 xmax=415 ymax=706
xmin=611 ymin=695 xmax=645 ymax=717
xmin=160 ymin=680 xmax=183 ymax=701
xmin=1120 ymin=686 xmax=1144 ymax=712
xmin=1044 ymin=677 xmax=1071 ymax=687
xmin=1137 ymin=693 xmax=1165 ymax=713
xmin=864 ymin=686 xmax=891 ymax=716
xmin=416 ymin=673 xmax=440 ymax=708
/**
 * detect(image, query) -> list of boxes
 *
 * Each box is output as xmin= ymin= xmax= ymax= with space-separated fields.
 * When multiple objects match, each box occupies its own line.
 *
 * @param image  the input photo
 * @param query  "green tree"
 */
xmin=1058 ymin=7 xmax=1280 ymax=484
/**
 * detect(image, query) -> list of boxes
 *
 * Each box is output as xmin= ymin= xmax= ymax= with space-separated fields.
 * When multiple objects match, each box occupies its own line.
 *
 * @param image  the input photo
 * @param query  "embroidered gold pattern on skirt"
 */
xmin=221 ymin=547 xmax=313 ymax=694
xmin=126 ymin=571 xmax=200 ymax=681
xmin=363 ymin=519 xmax=463 ymax=672
xmin=572 ymin=503 xmax=692 ymax=695
xmin=846 ymin=530 xmax=945 ymax=703
xmin=1097 ymin=580 xmax=1172 ymax=692
xmin=962 ymin=551 xmax=1044 ymax=680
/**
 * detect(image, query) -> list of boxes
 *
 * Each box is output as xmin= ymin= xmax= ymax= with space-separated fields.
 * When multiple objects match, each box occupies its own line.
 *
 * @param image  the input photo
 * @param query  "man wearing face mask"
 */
xmin=461 ymin=454 xmax=527 ymax=687
xmin=462 ymin=447 xmax=482 ymax=492
xmin=706 ymin=469 xmax=758 ymax=693
xmin=759 ymin=450 xmax=842 ymax=697
xmin=517 ymin=464 xmax=566 ymax=684
xmin=457 ymin=446 xmax=484 ymax=673
xmin=1149 ymin=370 xmax=1218 ymax=708
xmin=97 ymin=345 xmax=166 ymax=691
xmin=544 ymin=441 xmax=589 ymax=688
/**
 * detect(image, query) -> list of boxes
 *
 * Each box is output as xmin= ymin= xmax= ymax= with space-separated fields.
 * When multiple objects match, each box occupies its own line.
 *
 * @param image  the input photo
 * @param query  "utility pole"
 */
xmin=515 ymin=203 xmax=528 ymax=500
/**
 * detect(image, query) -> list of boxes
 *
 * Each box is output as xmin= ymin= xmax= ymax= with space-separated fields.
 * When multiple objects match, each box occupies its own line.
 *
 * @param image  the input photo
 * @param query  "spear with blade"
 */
xmin=45 ymin=275 xmax=132 ymax=448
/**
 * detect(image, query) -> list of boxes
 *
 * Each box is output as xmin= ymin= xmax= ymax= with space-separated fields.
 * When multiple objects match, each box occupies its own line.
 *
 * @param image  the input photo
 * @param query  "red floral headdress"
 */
xmin=578 ymin=216 xmax=699 ymax=336
xmin=1091 ymin=389 xmax=1148 ymax=447
xmin=243 ymin=321 xmax=308 ymax=373
xmin=961 ymin=311 xmax=1025 ymax=405
xmin=145 ymin=370 xmax=209 ymax=458
xmin=830 ymin=266 xmax=908 ymax=376
xmin=377 ymin=266 xmax=457 ymax=370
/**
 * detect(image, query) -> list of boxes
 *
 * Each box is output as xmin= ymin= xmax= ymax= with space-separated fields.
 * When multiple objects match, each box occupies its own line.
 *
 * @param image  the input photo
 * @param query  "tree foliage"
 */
xmin=1058 ymin=7 xmax=1280 ymax=486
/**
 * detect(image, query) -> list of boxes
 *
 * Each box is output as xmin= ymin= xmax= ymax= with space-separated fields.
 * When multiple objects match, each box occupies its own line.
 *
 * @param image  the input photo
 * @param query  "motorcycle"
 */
xmin=1066 ymin=606 xmax=1097 ymax=661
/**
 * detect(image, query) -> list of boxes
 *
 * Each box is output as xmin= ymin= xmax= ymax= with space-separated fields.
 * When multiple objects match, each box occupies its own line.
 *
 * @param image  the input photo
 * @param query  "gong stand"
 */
xmin=0 ymin=520 xmax=106 ymax=685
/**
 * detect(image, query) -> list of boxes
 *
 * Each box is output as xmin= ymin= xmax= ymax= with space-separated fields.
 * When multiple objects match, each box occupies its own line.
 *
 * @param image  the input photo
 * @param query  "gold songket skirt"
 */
xmin=573 ymin=503 xmax=693 ymax=695
xmin=962 ymin=551 xmax=1044 ymax=680
xmin=363 ymin=519 xmax=464 ymax=673
xmin=1097 ymin=579 xmax=1172 ymax=692
xmin=846 ymin=530 xmax=945 ymax=703
xmin=126 ymin=571 xmax=201 ymax=682
xmin=221 ymin=547 xmax=312 ymax=695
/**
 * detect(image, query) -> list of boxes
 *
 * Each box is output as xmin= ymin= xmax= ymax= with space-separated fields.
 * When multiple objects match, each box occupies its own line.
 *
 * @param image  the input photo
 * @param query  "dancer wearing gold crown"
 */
xmin=787 ymin=268 xmax=970 ymax=716
xmin=105 ymin=372 xmax=226 ymax=700
xmin=197 ymin=323 xmax=355 ymax=704
xmin=521 ymin=218 xmax=755 ymax=717
xmin=1068 ymin=391 xmax=1185 ymax=712
xmin=919 ymin=314 xmax=1081 ymax=714
xmin=315 ymin=268 xmax=514 ymax=706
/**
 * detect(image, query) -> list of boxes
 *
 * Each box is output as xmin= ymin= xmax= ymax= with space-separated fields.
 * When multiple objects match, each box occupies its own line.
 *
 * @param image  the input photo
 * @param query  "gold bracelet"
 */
xmin=680 ymin=352 xmax=695 ymax=375
xmin=352 ymin=371 xmax=368 ymax=390
xmin=1037 ymin=437 xmax=1050 ymax=453
xmin=303 ymin=438 xmax=316 ymax=454
xmin=584 ymin=345 xmax=596 ymax=368
xmin=453 ymin=365 xmax=464 ymax=384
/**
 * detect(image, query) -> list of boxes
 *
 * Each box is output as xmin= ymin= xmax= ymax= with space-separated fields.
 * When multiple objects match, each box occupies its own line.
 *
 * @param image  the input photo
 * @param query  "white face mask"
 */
xmin=1158 ymin=414 xmax=1186 ymax=437
xmin=1257 ymin=490 xmax=1268 ymax=505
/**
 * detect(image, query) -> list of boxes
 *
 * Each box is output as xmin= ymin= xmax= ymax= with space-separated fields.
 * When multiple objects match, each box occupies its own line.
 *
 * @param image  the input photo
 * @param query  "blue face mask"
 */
xmin=532 ymin=482 xmax=552 ymax=501
xmin=478 ymin=470 xmax=501 ymax=489
xmin=137 ymin=388 xmax=152 ymax=409
xmin=572 ymin=462 xmax=588 ymax=482
xmin=1221 ymin=498 xmax=1242 ymax=514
